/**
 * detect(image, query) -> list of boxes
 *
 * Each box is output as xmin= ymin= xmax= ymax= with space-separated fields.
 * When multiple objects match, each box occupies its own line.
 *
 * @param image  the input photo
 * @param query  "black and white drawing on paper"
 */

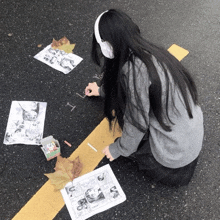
xmin=34 ymin=45 xmax=83 ymax=74
xmin=61 ymin=164 xmax=126 ymax=220
xmin=4 ymin=101 xmax=47 ymax=145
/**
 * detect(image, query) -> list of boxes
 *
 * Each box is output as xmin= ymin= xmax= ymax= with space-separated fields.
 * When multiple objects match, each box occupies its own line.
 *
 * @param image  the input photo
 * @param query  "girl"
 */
xmin=85 ymin=9 xmax=204 ymax=187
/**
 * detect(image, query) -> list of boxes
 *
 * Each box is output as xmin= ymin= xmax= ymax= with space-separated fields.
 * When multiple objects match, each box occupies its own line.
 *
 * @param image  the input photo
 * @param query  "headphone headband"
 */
xmin=94 ymin=10 xmax=114 ymax=59
xmin=94 ymin=10 xmax=108 ymax=43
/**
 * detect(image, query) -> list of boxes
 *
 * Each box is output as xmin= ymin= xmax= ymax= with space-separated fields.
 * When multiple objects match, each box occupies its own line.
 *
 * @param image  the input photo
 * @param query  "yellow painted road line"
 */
xmin=12 ymin=44 xmax=188 ymax=220
xmin=168 ymin=44 xmax=189 ymax=61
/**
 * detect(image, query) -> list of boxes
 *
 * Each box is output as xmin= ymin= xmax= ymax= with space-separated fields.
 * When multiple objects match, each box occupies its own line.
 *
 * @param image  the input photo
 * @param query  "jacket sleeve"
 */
xmin=109 ymin=58 xmax=151 ymax=159
xmin=98 ymin=85 xmax=105 ymax=98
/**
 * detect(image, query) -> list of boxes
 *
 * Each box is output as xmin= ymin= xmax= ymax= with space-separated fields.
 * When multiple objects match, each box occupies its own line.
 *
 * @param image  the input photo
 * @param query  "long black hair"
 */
xmin=91 ymin=9 xmax=198 ymax=132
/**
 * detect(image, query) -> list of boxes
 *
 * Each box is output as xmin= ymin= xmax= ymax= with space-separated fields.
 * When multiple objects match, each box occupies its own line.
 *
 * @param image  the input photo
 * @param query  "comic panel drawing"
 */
xmin=34 ymin=45 xmax=83 ymax=74
xmin=61 ymin=164 xmax=126 ymax=220
xmin=70 ymin=196 xmax=91 ymax=219
xmin=96 ymin=171 xmax=111 ymax=185
xmin=65 ymin=183 xmax=82 ymax=199
xmin=100 ymin=182 xmax=121 ymax=201
xmin=4 ymin=101 xmax=47 ymax=145
xmin=84 ymin=186 xmax=105 ymax=206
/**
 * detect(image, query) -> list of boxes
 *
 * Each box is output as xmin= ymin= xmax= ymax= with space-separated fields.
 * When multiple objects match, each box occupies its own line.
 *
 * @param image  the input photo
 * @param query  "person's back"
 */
xmin=149 ymin=56 xmax=204 ymax=168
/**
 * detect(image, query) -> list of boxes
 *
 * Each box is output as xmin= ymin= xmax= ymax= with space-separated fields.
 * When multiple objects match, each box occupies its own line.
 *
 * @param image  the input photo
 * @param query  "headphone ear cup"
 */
xmin=100 ymin=41 xmax=114 ymax=59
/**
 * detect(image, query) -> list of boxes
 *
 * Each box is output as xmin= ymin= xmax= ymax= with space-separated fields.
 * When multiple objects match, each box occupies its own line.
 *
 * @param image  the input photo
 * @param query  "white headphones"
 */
xmin=94 ymin=11 xmax=114 ymax=59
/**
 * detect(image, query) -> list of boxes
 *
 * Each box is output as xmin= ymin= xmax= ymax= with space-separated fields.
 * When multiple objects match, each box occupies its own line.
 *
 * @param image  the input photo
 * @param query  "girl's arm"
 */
xmin=109 ymin=58 xmax=151 ymax=159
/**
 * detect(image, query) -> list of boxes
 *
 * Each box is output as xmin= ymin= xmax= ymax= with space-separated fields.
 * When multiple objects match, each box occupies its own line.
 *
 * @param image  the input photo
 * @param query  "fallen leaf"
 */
xmin=51 ymin=36 xmax=75 ymax=54
xmin=51 ymin=37 xmax=69 ymax=48
xmin=37 ymin=44 xmax=42 ymax=48
xmin=71 ymin=156 xmax=83 ymax=178
xmin=54 ymin=155 xmax=75 ymax=180
xmin=58 ymin=44 xmax=75 ymax=54
xmin=45 ymin=155 xmax=83 ymax=190
xmin=60 ymin=36 xmax=70 ymax=45
xmin=45 ymin=170 xmax=71 ymax=190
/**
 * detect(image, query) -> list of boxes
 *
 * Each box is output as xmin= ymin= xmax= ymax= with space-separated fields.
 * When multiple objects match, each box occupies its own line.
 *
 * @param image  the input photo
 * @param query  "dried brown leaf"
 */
xmin=58 ymin=44 xmax=75 ymax=53
xmin=72 ymin=156 xmax=83 ymax=178
xmin=45 ymin=170 xmax=71 ymax=190
xmin=51 ymin=36 xmax=75 ymax=53
xmin=54 ymin=155 xmax=75 ymax=180
xmin=45 ymin=155 xmax=83 ymax=191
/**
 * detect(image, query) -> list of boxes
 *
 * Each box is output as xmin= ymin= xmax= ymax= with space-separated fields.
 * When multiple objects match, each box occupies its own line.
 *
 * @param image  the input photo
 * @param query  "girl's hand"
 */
xmin=102 ymin=146 xmax=114 ymax=161
xmin=85 ymin=82 xmax=100 ymax=96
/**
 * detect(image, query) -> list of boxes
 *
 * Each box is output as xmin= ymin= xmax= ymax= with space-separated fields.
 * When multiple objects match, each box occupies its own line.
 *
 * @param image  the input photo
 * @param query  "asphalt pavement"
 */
xmin=0 ymin=0 xmax=220 ymax=219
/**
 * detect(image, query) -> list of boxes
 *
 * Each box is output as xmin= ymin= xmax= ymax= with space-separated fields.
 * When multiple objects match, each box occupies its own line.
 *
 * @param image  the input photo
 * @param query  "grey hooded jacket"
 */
xmin=99 ymin=56 xmax=204 ymax=169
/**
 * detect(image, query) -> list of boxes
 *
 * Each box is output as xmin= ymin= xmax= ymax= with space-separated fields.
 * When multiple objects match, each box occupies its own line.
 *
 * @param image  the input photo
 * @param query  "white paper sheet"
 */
xmin=61 ymin=164 xmax=126 ymax=220
xmin=34 ymin=44 xmax=83 ymax=74
xmin=4 ymin=101 xmax=47 ymax=145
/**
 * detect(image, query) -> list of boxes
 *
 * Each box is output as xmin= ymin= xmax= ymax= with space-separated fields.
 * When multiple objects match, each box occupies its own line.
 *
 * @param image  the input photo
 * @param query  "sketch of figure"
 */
xmin=20 ymin=102 xmax=39 ymax=121
xmin=44 ymin=48 xmax=59 ymax=64
xmin=65 ymin=185 xmax=75 ymax=198
xmin=85 ymin=187 xmax=105 ymax=203
xmin=59 ymin=58 xmax=75 ymax=71
xmin=110 ymin=186 xmax=119 ymax=199
xmin=77 ymin=198 xmax=88 ymax=211
xmin=4 ymin=101 xmax=47 ymax=145
xmin=48 ymin=47 xmax=58 ymax=55
xmin=97 ymin=173 xmax=105 ymax=181
xmin=4 ymin=124 xmax=25 ymax=143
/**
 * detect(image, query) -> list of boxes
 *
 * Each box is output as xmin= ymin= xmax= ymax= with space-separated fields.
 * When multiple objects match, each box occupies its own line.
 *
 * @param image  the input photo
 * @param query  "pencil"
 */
xmin=87 ymin=143 xmax=97 ymax=152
